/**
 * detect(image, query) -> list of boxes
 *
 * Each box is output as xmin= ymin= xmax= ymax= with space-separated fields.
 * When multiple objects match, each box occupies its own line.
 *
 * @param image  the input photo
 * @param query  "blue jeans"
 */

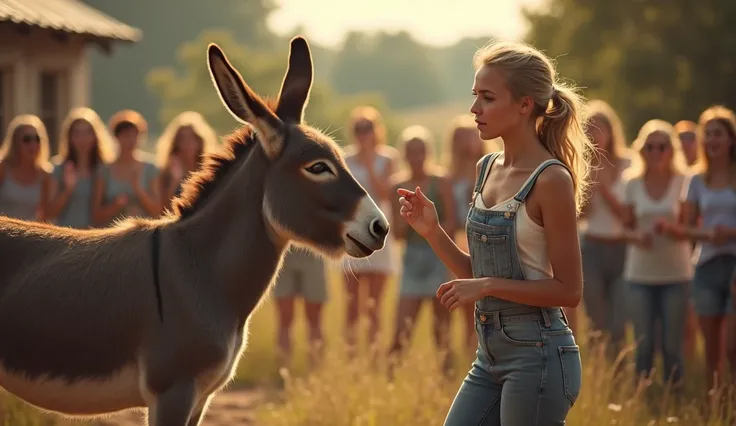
xmin=581 ymin=237 xmax=627 ymax=343
xmin=692 ymin=254 xmax=736 ymax=316
xmin=628 ymin=281 xmax=688 ymax=384
xmin=443 ymin=308 xmax=582 ymax=426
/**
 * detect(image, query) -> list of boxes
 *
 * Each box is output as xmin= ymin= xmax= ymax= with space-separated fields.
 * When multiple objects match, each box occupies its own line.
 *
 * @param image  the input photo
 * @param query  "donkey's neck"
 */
xmin=174 ymin=146 xmax=287 ymax=324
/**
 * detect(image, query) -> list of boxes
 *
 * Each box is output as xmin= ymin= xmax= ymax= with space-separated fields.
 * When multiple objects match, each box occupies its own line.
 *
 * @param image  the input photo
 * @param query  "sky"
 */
xmin=266 ymin=0 xmax=547 ymax=48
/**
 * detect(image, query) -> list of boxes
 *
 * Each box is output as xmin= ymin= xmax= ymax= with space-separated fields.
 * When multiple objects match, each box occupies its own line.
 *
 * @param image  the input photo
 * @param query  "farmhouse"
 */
xmin=0 ymin=0 xmax=141 ymax=153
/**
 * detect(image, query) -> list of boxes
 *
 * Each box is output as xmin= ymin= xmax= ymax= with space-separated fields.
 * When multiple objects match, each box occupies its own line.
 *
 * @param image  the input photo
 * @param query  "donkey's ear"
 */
xmin=275 ymin=37 xmax=313 ymax=123
xmin=207 ymin=43 xmax=285 ymax=158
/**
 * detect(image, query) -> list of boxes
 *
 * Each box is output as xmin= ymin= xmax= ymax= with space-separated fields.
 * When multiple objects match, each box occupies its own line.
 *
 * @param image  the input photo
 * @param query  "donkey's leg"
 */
xmin=148 ymin=381 xmax=197 ymax=426
xmin=186 ymin=395 xmax=213 ymax=426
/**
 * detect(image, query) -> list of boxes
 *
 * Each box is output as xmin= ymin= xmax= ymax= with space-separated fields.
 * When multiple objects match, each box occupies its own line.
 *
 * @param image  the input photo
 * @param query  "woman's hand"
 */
xmin=397 ymin=186 xmax=439 ymax=238
xmin=711 ymin=224 xmax=730 ymax=246
xmin=130 ymin=165 xmax=143 ymax=192
xmin=437 ymin=278 xmax=488 ymax=311
xmin=653 ymin=217 xmax=670 ymax=235
xmin=169 ymin=156 xmax=184 ymax=183
xmin=636 ymin=231 xmax=653 ymax=249
xmin=115 ymin=194 xmax=129 ymax=208
xmin=63 ymin=162 xmax=77 ymax=190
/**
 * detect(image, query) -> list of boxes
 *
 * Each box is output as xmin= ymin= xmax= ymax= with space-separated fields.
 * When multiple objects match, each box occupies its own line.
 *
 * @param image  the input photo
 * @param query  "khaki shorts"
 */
xmin=272 ymin=247 xmax=328 ymax=303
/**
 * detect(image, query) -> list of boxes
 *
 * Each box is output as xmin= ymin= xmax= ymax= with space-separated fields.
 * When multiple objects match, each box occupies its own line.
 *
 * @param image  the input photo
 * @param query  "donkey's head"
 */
xmin=206 ymin=37 xmax=389 ymax=258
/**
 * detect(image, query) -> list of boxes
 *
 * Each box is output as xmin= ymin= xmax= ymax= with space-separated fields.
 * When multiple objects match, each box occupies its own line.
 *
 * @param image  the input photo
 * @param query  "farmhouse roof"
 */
xmin=0 ymin=0 xmax=141 ymax=43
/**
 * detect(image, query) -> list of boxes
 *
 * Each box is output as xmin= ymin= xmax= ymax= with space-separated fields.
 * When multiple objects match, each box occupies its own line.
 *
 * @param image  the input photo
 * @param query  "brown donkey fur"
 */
xmin=0 ymin=37 xmax=389 ymax=425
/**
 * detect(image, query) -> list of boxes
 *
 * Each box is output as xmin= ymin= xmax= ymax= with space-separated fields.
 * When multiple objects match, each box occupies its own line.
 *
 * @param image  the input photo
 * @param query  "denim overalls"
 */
xmin=443 ymin=152 xmax=583 ymax=426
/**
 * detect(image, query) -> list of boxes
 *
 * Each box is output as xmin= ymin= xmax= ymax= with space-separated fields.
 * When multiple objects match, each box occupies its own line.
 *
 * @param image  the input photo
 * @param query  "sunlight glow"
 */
xmin=267 ymin=0 xmax=546 ymax=48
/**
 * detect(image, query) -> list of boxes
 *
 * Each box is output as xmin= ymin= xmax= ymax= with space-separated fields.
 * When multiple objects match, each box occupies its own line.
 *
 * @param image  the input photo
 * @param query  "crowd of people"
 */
xmin=0 ymin=108 xmax=216 ymax=229
xmin=1 ymin=81 xmax=735 ymax=404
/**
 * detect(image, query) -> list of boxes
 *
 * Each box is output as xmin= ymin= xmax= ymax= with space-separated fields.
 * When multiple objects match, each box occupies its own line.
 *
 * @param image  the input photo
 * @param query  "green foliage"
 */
xmin=416 ymin=36 xmax=497 ymax=108
xmin=85 ymin=0 xmax=278 ymax=133
xmin=146 ymin=30 xmax=404 ymax=147
xmin=88 ymin=0 xmax=497 ymax=134
xmin=330 ymin=31 xmax=447 ymax=110
xmin=523 ymin=0 xmax=736 ymax=139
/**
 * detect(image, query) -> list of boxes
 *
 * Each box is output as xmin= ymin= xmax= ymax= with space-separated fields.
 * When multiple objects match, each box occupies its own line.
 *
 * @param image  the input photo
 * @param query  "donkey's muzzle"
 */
xmin=369 ymin=217 xmax=389 ymax=241
xmin=343 ymin=195 xmax=389 ymax=258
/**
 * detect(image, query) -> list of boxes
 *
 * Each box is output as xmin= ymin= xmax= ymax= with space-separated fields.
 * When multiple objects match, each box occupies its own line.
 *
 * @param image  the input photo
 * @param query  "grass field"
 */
xmin=2 ymin=245 xmax=735 ymax=425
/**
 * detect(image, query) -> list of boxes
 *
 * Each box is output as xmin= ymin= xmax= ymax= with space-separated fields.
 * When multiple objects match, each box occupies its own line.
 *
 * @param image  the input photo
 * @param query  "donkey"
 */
xmin=0 ymin=36 xmax=389 ymax=425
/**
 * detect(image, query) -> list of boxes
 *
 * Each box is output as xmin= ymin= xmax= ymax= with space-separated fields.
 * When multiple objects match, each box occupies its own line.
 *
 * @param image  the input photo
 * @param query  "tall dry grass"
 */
xmin=243 ymin=265 xmax=736 ymax=425
xmin=2 ymin=262 xmax=735 ymax=425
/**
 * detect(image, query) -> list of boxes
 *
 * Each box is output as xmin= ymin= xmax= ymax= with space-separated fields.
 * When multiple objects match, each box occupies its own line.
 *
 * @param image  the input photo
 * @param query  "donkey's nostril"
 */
xmin=369 ymin=218 xmax=389 ymax=239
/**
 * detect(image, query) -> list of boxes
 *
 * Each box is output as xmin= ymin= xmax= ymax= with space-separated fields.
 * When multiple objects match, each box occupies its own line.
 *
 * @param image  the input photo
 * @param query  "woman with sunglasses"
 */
xmin=0 ymin=114 xmax=52 ymax=221
xmin=619 ymin=119 xmax=692 ymax=389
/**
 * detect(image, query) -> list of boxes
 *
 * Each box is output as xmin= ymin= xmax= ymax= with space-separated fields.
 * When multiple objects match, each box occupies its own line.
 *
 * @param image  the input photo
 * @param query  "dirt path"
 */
xmin=88 ymin=388 xmax=265 ymax=426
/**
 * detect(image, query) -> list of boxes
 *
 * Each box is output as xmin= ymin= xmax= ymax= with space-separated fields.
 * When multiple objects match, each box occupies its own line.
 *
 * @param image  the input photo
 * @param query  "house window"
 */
xmin=39 ymin=71 xmax=67 ymax=155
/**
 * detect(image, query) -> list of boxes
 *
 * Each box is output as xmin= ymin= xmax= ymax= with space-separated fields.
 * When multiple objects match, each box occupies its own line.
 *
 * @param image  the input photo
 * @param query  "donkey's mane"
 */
xmin=169 ymin=99 xmax=278 ymax=219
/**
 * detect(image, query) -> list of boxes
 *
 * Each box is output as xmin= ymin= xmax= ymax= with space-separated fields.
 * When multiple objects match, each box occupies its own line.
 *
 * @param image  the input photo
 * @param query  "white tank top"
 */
xmin=584 ymin=157 xmax=631 ymax=237
xmin=473 ymin=163 xmax=553 ymax=280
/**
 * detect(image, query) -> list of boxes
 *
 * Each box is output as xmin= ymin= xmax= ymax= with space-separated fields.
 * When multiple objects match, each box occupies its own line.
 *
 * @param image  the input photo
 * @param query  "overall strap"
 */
xmin=513 ymin=158 xmax=569 ymax=203
xmin=471 ymin=152 xmax=501 ymax=205
xmin=151 ymin=227 xmax=164 ymax=322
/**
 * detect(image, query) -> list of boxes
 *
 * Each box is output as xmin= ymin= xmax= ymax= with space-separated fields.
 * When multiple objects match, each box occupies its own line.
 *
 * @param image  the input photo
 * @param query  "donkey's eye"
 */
xmin=306 ymin=162 xmax=332 ymax=175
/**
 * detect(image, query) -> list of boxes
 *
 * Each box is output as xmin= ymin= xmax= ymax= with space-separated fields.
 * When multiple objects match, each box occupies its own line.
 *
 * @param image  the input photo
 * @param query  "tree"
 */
xmin=430 ymin=36 xmax=496 ymax=104
xmin=523 ymin=0 xmax=736 ymax=138
xmin=83 ymin=0 xmax=278 ymax=134
xmin=330 ymin=31 xmax=446 ymax=110
xmin=147 ymin=30 xmax=403 ymax=146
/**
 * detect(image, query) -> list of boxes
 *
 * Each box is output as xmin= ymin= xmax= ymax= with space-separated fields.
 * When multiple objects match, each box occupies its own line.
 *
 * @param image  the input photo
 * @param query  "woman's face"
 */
xmin=678 ymin=130 xmax=698 ymax=165
xmin=69 ymin=120 xmax=96 ymax=156
xmin=703 ymin=119 xmax=734 ymax=159
xmin=641 ymin=131 xmax=672 ymax=171
xmin=16 ymin=125 xmax=41 ymax=163
xmin=116 ymin=126 xmax=139 ymax=154
xmin=470 ymin=65 xmax=527 ymax=141
xmin=587 ymin=115 xmax=612 ymax=151
xmin=404 ymin=138 xmax=427 ymax=173
xmin=174 ymin=126 xmax=200 ymax=161
xmin=353 ymin=119 xmax=376 ymax=150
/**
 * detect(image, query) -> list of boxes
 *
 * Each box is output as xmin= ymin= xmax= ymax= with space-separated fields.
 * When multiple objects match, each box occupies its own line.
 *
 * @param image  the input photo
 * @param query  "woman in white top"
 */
xmin=620 ymin=119 xmax=692 ymax=386
xmin=580 ymin=100 xmax=632 ymax=343
xmin=341 ymin=105 xmax=399 ymax=354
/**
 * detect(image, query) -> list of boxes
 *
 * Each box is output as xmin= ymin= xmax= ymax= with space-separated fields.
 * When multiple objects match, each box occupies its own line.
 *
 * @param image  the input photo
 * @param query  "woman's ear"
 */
xmin=519 ymin=96 xmax=535 ymax=115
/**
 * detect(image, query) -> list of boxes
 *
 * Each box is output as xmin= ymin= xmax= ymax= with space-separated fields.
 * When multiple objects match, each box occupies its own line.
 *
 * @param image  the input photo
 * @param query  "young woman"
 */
xmin=156 ymin=111 xmax=217 ymax=209
xmin=443 ymin=115 xmax=490 ymax=351
xmin=674 ymin=119 xmax=700 ymax=362
xmin=272 ymin=247 xmax=328 ymax=370
xmin=92 ymin=110 xmax=161 ymax=226
xmin=389 ymin=125 xmax=456 ymax=373
xmin=619 ymin=119 xmax=692 ymax=387
xmin=0 ymin=114 xmax=52 ymax=221
xmin=579 ymin=100 xmax=631 ymax=343
xmin=341 ymin=106 xmax=399 ymax=353
xmin=398 ymin=40 xmax=591 ymax=425
xmin=661 ymin=105 xmax=736 ymax=391
xmin=675 ymin=120 xmax=699 ymax=167
xmin=43 ymin=108 xmax=115 ymax=229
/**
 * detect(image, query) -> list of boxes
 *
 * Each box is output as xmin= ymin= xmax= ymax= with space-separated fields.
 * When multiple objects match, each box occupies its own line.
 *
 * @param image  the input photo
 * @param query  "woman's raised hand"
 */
xmin=397 ymin=186 xmax=439 ymax=238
